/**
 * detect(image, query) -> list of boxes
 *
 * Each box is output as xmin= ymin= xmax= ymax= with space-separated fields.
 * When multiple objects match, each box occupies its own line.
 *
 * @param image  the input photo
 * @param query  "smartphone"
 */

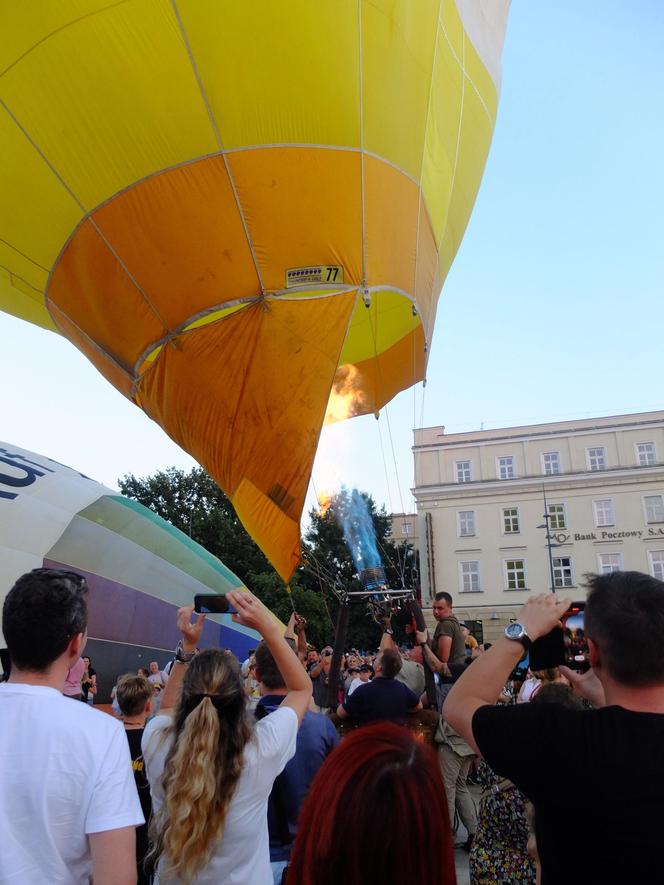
xmin=529 ymin=602 xmax=588 ymax=672
xmin=194 ymin=594 xmax=236 ymax=615
xmin=562 ymin=603 xmax=589 ymax=671
xmin=529 ymin=625 xmax=565 ymax=671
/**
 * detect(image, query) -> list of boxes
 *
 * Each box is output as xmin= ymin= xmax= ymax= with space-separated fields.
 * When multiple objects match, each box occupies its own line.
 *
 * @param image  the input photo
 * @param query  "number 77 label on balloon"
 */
xmin=285 ymin=265 xmax=344 ymax=288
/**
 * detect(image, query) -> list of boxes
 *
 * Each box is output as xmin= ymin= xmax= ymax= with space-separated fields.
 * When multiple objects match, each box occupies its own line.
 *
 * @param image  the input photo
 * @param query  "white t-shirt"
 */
xmin=148 ymin=670 xmax=169 ymax=687
xmin=517 ymin=675 xmax=541 ymax=703
xmin=347 ymin=676 xmax=365 ymax=696
xmin=143 ymin=704 xmax=298 ymax=884
xmin=0 ymin=682 xmax=144 ymax=884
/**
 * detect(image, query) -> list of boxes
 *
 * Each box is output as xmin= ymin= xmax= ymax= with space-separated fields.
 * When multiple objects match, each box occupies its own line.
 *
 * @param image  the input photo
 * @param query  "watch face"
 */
xmin=505 ymin=623 xmax=524 ymax=640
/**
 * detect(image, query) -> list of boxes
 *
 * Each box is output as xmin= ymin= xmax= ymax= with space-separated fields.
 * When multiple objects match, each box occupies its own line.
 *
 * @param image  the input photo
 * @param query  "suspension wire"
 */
xmin=377 ymin=418 xmax=395 ymax=514
xmin=411 ymin=311 xmax=418 ymax=436
xmin=302 ymin=549 xmax=338 ymax=589
xmin=383 ymin=403 xmax=407 ymax=514
xmin=361 ymin=288 xmax=414 ymax=587
xmin=374 ymin=416 xmax=407 ymax=583
xmin=363 ymin=290 xmax=410 ymax=518
xmin=376 ymin=535 xmax=407 ymax=589
xmin=419 ymin=378 xmax=427 ymax=430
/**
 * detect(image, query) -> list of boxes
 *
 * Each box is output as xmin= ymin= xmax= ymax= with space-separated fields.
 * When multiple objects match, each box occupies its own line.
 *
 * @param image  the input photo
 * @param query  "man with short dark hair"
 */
xmin=337 ymin=648 xmax=422 ymax=726
xmin=444 ymin=572 xmax=664 ymax=884
xmin=254 ymin=640 xmax=339 ymax=884
xmin=377 ymin=613 xmax=426 ymax=698
xmin=416 ymin=591 xmax=466 ymax=680
xmin=0 ymin=569 xmax=143 ymax=884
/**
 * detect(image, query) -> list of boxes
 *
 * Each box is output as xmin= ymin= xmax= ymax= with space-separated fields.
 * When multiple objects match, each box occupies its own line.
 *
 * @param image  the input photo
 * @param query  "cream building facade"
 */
xmin=413 ymin=411 xmax=664 ymax=642
xmin=387 ymin=512 xmax=418 ymax=545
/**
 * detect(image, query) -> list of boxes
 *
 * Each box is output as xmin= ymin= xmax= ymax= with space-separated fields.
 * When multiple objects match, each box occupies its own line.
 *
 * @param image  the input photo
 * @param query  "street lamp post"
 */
xmin=537 ymin=486 xmax=562 ymax=593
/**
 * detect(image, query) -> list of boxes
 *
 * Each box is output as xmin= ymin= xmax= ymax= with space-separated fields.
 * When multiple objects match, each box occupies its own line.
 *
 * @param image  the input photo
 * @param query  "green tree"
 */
xmin=118 ymin=467 xmax=271 ymax=583
xmin=119 ymin=469 xmax=416 ymax=651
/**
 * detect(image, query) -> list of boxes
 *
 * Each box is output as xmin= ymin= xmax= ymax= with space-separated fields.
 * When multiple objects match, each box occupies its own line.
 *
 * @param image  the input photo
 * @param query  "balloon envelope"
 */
xmin=0 ymin=2 xmax=509 ymax=578
xmin=0 ymin=442 xmax=260 ymax=694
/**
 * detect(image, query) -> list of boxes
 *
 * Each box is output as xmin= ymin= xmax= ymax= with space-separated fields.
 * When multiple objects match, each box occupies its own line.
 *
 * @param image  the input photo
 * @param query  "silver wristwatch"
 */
xmin=504 ymin=622 xmax=532 ymax=650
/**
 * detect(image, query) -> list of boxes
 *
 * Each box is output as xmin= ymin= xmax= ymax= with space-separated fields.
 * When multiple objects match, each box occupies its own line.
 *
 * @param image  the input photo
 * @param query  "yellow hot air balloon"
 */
xmin=0 ymin=1 xmax=509 ymax=580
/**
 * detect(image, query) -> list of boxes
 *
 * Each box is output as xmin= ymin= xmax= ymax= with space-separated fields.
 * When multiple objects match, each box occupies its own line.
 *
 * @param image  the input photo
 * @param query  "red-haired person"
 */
xmin=286 ymin=722 xmax=456 ymax=885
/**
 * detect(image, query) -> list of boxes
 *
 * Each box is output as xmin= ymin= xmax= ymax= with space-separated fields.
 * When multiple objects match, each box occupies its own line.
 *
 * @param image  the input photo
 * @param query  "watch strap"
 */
xmin=175 ymin=640 xmax=198 ymax=663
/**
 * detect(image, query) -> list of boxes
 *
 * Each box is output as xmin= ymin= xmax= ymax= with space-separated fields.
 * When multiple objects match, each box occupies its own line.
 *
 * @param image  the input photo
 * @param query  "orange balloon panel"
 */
xmin=136 ymin=292 xmax=358 ymax=580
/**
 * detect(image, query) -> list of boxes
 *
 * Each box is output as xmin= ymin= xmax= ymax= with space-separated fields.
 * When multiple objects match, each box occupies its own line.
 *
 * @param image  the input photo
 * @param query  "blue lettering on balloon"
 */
xmin=0 ymin=452 xmax=51 ymax=500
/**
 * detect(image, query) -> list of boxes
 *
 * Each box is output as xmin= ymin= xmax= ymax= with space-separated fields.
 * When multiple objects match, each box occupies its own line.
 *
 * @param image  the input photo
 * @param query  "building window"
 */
xmin=459 ymin=560 xmax=481 ymax=593
xmin=456 ymin=460 xmax=472 ymax=483
xmin=644 ymin=495 xmax=664 ymax=524
xmin=598 ymin=552 xmax=623 ymax=574
xmin=502 ymin=506 xmax=520 ymax=534
xmin=649 ymin=551 xmax=664 ymax=582
xmin=542 ymin=452 xmax=561 ymax=475
xmin=636 ymin=442 xmax=656 ymax=466
xmin=552 ymin=556 xmax=574 ymax=588
xmin=505 ymin=559 xmax=527 ymax=590
xmin=548 ymin=503 xmax=567 ymax=530
xmin=587 ymin=446 xmax=607 ymax=471
xmin=401 ymin=522 xmax=413 ymax=536
xmin=497 ymin=456 xmax=516 ymax=480
xmin=593 ymin=498 xmax=615 ymax=527
xmin=458 ymin=510 xmax=476 ymax=537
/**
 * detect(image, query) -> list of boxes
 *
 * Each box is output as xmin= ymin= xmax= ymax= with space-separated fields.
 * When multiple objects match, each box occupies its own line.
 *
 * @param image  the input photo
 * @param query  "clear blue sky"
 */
xmin=2 ymin=1 xmax=663 ymax=525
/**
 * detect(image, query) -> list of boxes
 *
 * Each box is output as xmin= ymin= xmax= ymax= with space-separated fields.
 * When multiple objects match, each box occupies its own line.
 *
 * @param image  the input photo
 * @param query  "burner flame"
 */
xmin=317 ymin=490 xmax=334 ymax=517
xmin=324 ymin=365 xmax=368 ymax=425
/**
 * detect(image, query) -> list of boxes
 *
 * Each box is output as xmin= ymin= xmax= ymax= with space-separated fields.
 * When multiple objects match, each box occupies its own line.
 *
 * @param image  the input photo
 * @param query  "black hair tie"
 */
xmin=184 ymin=692 xmax=243 ymax=717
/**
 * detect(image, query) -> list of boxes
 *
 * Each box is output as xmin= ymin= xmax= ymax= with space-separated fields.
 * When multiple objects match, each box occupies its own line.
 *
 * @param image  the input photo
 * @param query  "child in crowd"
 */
xmin=115 ymin=674 xmax=154 ymax=885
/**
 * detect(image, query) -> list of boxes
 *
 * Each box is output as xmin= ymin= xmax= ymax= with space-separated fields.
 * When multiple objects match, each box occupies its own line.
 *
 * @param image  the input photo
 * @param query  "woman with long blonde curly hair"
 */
xmin=143 ymin=591 xmax=312 ymax=884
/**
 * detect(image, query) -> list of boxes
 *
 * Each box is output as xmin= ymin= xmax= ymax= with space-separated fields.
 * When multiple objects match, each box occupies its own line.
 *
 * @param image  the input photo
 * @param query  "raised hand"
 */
xmin=227 ymin=589 xmax=279 ymax=637
xmin=519 ymin=593 xmax=572 ymax=641
xmin=177 ymin=605 xmax=206 ymax=652
xmin=559 ymin=665 xmax=606 ymax=708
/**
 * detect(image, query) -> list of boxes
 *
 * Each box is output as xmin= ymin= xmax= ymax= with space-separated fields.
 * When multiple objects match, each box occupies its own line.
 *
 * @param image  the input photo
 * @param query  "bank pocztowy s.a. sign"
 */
xmin=571 ymin=529 xmax=664 ymax=541
xmin=549 ymin=527 xmax=664 ymax=544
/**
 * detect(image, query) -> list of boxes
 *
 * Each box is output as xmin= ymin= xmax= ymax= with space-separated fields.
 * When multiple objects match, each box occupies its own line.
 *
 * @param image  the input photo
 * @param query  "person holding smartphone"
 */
xmin=307 ymin=646 xmax=334 ymax=714
xmin=444 ymin=573 xmax=664 ymax=885
xmin=142 ymin=590 xmax=312 ymax=884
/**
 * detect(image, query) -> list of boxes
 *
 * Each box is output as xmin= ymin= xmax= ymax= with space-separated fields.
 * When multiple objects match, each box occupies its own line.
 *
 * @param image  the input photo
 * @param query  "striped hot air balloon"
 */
xmin=0 ymin=1 xmax=509 ymax=580
xmin=0 ymin=441 xmax=261 ymax=697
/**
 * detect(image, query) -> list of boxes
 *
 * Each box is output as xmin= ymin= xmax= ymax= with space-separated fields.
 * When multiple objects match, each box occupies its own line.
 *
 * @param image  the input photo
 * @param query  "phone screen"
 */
xmin=562 ymin=604 xmax=589 ymax=671
xmin=194 ymin=594 xmax=236 ymax=615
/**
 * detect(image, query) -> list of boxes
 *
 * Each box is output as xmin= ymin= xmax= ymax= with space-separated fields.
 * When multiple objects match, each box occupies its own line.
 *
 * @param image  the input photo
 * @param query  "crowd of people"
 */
xmin=2 ymin=567 xmax=664 ymax=884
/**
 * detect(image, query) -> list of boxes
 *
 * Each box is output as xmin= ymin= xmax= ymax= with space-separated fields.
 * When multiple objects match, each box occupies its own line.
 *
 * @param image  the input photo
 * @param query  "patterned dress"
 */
xmin=469 ymin=760 xmax=536 ymax=884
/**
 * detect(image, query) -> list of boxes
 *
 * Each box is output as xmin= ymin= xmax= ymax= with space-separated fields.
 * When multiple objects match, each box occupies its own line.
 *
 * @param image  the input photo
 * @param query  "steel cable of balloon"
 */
xmin=0 ymin=1 xmax=509 ymax=580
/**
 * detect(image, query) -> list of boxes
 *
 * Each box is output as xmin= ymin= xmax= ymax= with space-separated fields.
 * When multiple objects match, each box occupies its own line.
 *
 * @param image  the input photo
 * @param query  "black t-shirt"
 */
xmin=342 ymin=677 xmax=419 ymax=726
xmin=472 ymin=702 xmax=664 ymax=884
xmin=125 ymin=728 xmax=152 ymax=885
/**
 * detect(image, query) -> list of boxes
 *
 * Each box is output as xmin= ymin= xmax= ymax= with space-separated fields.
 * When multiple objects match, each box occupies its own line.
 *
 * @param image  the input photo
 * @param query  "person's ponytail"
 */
xmin=150 ymin=650 xmax=251 ymax=881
